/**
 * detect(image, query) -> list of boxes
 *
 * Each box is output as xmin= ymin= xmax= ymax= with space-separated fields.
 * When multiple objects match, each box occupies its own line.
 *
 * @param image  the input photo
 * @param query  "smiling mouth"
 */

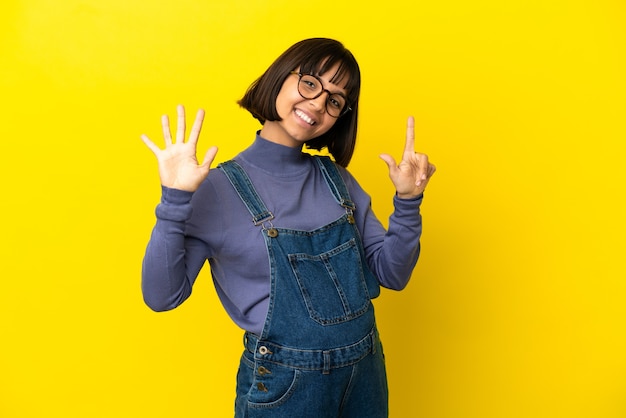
xmin=295 ymin=109 xmax=315 ymax=126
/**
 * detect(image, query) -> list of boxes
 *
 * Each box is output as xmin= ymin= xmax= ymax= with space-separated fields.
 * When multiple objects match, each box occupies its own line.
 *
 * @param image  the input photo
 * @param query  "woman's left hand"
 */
xmin=379 ymin=116 xmax=436 ymax=199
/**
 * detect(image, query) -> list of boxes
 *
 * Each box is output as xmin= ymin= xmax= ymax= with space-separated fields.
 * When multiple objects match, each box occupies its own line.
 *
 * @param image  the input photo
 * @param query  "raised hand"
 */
xmin=141 ymin=105 xmax=218 ymax=192
xmin=379 ymin=116 xmax=436 ymax=199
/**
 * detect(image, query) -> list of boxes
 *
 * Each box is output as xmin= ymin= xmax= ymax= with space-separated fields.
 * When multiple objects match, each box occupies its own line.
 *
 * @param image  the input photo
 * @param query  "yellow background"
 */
xmin=1 ymin=0 xmax=625 ymax=417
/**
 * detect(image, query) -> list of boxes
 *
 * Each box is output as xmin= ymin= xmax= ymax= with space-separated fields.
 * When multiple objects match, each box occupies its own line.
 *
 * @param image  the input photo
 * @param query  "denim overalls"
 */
xmin=219 ymin=156 xmax=388 ymax=418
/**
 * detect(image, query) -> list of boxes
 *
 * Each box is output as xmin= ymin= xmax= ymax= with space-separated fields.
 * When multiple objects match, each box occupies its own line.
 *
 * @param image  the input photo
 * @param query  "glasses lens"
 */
xmin=298 ymin=74 xmax=348 ymax=118
xmin=326 ymin=93 xmax=347 ymax=118
xmin=298 ymin=74 xmax=321 ymax=99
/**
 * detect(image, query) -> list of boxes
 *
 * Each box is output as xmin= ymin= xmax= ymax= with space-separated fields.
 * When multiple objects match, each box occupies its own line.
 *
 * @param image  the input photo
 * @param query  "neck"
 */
xmin=259 ymin=122 xmax=304 ymax=149
xmin=238 ymin=133 xmax=308 ymax=176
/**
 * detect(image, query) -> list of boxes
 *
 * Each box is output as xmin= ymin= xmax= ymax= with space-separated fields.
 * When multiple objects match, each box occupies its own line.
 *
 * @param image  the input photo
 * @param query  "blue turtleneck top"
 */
xmin=142 ymin=133 xmax=423 ymax=335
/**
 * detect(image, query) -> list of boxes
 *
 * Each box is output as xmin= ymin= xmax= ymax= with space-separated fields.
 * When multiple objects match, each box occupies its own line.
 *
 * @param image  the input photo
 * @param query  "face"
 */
xmin=260 ymin=64 xmax=349 ymax=148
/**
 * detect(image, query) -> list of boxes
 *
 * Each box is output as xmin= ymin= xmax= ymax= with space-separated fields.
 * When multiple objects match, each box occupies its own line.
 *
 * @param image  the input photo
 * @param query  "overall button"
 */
xmin=256 ymin=382 xmax=268 ymax=392
xmin=258 ymin=346 xmax=272 ymax=355
xmin=257 ymin=366 xmax=271 ymax=376
xmin=266 ymin=228 xmax=278 ymax=238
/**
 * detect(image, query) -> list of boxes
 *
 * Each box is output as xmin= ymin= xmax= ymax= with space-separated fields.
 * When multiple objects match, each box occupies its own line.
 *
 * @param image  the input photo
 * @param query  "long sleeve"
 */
xmin=365 ymin=195 xmax=423 ymax=290
xmin=340 ymin=168 xmax=423 ymax=291
xmin=141 ymin=186 xmax=210 ymax=311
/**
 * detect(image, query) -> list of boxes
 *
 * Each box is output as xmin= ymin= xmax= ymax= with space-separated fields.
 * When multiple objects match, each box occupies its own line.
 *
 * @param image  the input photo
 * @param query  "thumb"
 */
xmin=379 ymin=153 xmax=397 ymax=173
xmin=201 ymin=146 xmax=219 ymax=167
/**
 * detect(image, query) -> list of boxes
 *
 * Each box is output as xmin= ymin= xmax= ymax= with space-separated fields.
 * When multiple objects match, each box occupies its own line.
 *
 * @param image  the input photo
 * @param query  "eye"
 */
xmin=328 ymin=95 xmax=346 ymax=109
xmin=301 ymin=75 xmax=319 ymax=92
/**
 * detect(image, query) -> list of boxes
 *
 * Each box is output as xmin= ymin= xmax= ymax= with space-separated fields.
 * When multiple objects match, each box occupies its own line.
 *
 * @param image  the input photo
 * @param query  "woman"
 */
xmin=141 ymin=38 xmax=435 ymax=417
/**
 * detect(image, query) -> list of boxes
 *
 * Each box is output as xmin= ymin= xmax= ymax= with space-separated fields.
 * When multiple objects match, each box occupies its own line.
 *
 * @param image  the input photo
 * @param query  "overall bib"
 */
xmin=219 ymin=156 xmax=388 ymax=418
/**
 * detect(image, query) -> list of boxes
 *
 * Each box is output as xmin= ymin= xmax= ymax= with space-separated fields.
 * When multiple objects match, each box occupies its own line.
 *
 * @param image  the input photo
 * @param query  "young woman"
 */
xmin=141 ymin=38 xmax=435 ymax=417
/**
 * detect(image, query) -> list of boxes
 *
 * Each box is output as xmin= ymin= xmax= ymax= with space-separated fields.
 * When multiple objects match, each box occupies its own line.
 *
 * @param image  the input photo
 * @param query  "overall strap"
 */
xmin=314 ymin=156 xmax=356 ymax=212
xmin=218 ymin=160 xmax=274 ymax=225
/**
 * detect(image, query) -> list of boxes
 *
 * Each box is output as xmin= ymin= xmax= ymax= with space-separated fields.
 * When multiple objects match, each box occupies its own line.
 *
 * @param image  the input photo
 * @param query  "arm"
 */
xmin=357 ymin=116 xmax=435 ymax=290
xmin=347 ymin=178 xmax=423 ymax=291
xmin=140 ymin=105 xmax=219 ymax=311
xmin=141 ymin=187 xmax=209 ymax=311
xmin=368 ymin=194 xmax=424 ymax=290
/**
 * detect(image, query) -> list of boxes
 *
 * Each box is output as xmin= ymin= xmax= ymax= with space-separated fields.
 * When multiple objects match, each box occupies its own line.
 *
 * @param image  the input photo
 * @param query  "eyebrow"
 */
xmin=316 ymin=73 xmax=349 ymax=97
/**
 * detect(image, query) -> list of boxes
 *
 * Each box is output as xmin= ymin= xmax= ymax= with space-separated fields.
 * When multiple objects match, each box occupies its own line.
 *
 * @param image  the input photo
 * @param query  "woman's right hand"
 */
xmin=141 ymin=105 xmax=218 ymax=192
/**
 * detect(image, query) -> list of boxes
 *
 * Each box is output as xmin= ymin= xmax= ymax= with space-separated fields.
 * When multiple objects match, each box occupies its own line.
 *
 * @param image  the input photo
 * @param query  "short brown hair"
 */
xmin=238 ymin=38 xmax=361 ymax=167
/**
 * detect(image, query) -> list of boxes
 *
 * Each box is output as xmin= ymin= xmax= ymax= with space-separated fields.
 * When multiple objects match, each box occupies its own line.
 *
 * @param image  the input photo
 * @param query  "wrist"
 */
xmin=161 ymin=185 xmax=194 ymax=205
xmin=396 ymin=191 xmax=423 ymax=200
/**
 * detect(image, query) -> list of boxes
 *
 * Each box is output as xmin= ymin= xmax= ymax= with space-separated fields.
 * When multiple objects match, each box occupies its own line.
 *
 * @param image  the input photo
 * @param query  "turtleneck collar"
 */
xmin=237 ymin=132 xmax=311 ymax=177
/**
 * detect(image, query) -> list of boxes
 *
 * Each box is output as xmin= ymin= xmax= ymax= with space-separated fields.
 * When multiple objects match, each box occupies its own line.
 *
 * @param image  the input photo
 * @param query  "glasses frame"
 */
xmin=289 ymin=71 xmax=352 ymax=118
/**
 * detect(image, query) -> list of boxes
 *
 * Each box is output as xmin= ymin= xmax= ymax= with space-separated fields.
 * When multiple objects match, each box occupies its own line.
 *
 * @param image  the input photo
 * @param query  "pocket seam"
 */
xmin=289 ymin=238 xmax=370 ymax=326
xmin=248 ymin=368 xmax=301 ymax=409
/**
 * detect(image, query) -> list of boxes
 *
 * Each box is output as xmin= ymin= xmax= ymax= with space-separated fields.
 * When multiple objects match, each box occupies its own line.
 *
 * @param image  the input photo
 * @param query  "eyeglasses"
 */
xmin=290 ymin=71 xmax=352 ymax=118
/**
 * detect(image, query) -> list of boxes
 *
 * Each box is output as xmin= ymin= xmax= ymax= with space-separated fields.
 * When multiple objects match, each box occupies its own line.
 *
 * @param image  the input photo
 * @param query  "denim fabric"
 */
xmin=235 ymin=333 xmax=388 ymax=417
xmin=219 ymin=157 xmax=388 ymax=418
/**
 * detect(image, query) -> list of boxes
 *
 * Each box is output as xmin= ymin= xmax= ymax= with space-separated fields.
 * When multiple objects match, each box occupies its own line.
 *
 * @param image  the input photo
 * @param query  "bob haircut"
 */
xmin=238 ymin=38 xmax=361 ymax=167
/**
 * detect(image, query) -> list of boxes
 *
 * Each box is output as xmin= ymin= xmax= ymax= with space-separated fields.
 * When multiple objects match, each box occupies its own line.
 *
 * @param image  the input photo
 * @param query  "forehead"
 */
xmin=299 ymin=68 xmax=349 ymax=95
xmin=300 ymin=58 xmax=353 ymax=90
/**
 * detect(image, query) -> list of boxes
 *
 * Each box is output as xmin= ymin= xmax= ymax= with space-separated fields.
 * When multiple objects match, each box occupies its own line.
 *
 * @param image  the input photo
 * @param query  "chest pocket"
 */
xmin=288 ymin=238 xmax=371 ymax=326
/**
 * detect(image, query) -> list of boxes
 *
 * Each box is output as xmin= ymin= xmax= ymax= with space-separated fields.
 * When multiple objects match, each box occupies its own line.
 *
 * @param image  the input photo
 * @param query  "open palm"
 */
xmin=141 ymin=105 xmax=218 ymax=192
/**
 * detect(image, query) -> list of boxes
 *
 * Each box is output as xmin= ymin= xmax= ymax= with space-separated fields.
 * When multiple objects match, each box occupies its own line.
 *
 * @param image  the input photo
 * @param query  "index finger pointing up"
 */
xmin=405 ymin=115 xmax=415 ymax=154
xmin=176 ymin=104 xmax=186 ymax=143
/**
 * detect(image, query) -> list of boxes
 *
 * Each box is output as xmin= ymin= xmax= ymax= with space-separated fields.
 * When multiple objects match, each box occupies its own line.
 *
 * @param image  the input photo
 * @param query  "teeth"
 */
xmin=295 ymin=109 xmax=314 ymax=125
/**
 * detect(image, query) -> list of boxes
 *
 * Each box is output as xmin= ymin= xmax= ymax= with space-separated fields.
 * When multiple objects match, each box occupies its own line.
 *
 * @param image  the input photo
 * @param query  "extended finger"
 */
xmin=140 ymin=134 xmax=161 ymax=156
xmin=379 ymin=153 xmax=399 ymax=176
xmin=161 ymin=114 xmax=172 ymax=145
xmin=187 ymin=109 xmax=206 ymax=145
xmin=404 ymin=116 xmax=416 ymax=155
xmin=176 ymin=104 xmax=186 ymax=143
xmin=201 ymin=145 xmax=219 ymax=167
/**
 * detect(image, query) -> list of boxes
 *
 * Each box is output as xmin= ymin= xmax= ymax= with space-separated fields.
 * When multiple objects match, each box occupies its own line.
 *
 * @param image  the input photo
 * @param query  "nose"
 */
xmin=308 ymin=91 xmax=329 ymax=114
